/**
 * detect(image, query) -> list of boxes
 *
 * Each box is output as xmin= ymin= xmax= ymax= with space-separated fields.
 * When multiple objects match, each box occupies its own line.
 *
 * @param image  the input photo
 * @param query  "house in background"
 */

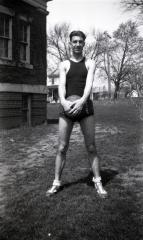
xmin=47 ymin=70 xmax=112 ymax=102
xmin=47 ymin=69 xmax=59 ymax=103
xmin=0 ymin=0 xmax=51 ymax=129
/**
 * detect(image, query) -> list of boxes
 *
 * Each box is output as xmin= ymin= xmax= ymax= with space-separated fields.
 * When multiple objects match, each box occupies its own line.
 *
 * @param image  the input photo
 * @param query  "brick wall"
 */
xmin=31 ymin=94 xmax=47 ymax=126
xmin=0 ymin=92 xmax=47 ymax=129
xmin=0 ymin=92 xmax=22 ymax=129
xmin=0 ymin=0 xmax=47 ymax=85
xmin=0 ymin=0 xmax=47 ymax=129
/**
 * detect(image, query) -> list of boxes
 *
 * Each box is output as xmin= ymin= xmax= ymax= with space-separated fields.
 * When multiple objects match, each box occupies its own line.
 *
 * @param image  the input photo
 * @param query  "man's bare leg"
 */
xmin=80 ymin=115 xmax=107 ymax=198
xmin=55 ymin=117 xmax=74 ymax=181
xmin=80 ymin=115 xmax=100 ymax=176
xmin=46 ymin=117 xmax=74 ymax=196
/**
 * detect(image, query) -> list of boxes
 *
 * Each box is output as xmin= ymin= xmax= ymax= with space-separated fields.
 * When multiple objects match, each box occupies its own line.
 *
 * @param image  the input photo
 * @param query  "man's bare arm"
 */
xmin=58 ymin=61 xmax=73 ymax=112
xmin=81 ymin=59 xmax=96 ymax=103
xmin=58 ymin=62 xmax=66 ymax=105
xmin=69 ymin=59 xmax=95 ymax=115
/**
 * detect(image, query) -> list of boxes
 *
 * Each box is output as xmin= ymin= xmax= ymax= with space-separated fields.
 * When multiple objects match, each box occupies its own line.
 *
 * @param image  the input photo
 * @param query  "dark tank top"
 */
xmin=65 ymin=57 xmax=88 ymax=98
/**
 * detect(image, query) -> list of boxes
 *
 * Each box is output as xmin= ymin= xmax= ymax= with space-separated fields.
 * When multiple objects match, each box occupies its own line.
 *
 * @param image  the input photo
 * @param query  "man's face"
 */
xmin=70 ymin=36 xmax=85 ymax=54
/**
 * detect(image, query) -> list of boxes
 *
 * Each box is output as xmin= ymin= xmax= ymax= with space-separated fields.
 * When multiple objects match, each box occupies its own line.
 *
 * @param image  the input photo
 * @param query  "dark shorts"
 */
xmin=59 ymin=99 xmax=94 ymax=122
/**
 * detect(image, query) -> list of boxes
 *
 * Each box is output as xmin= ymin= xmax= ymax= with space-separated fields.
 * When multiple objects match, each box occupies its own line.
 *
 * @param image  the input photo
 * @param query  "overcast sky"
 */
xmin=46 ymin=0 xmax=139 ymax=36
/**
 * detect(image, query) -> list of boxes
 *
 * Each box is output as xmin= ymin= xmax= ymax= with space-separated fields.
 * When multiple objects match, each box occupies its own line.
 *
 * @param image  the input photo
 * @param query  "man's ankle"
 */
xmin=53 ymin=179 xmax=61 ymax=186
xmin=92 ymin=176 xmax=101 ymax=183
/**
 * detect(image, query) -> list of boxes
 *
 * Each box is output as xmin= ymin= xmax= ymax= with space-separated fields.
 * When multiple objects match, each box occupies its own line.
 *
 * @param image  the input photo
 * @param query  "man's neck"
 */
xmin=70 ymin=53 xmax=84 ymax=62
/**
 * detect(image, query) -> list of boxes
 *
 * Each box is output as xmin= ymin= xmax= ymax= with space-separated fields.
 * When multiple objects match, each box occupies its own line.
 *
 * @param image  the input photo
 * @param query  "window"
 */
xmin=19 ymin=19 xmax=30 ymax=63
xmin=0 ymin=13 xmax=12 ymax=59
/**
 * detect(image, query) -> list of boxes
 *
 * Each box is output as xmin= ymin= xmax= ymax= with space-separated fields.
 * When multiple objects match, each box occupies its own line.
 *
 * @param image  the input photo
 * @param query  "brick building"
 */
xmin=0 ymin=0 xmax=51 ymax=129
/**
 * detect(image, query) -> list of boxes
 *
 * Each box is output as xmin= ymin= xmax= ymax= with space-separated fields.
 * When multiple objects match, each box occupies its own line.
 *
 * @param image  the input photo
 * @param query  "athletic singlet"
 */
xmin=65 ymin=57 xmax=88 ymax=98
xmin=59 ymin=57 xmax=94 ymax=121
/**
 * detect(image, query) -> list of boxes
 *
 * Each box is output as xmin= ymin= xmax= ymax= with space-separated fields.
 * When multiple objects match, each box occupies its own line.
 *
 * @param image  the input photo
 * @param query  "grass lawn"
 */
xmin=0 ymin=100 xmax=143 ymax=240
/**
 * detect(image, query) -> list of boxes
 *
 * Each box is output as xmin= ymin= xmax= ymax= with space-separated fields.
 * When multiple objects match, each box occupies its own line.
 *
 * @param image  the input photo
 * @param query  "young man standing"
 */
xmin=46 ymin=31 xmax=107 ymax=198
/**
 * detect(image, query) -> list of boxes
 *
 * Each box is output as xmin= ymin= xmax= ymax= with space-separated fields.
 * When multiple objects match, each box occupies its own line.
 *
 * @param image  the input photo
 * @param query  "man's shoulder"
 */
xmin=85 ymin=58 xmax=95 ymax=64
xmin=85 ymin=58 xmax=96 ymax=70
xmin=60 ymin=60 xmax=70 ymax=68
xmin=59 ymin=60 xmax=70 ymax=73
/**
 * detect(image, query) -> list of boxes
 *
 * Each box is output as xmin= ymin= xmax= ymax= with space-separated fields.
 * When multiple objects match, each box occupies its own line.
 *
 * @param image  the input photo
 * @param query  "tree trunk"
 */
xmin=114 ymin=83 xmax=120 ymax=99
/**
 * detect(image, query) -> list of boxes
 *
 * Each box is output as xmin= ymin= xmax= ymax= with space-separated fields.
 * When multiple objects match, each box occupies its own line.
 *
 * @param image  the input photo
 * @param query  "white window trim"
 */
xmin=0 ymin=5 xmax=15 ymax=16
xmin=0 ymin=7 xmax=13 ymax=60
xmin=0 ymin=8 xmax=33 ymax=69
xmin=0 ymin=59 xmax=33 ymax=69
xmin=19 ymin=15 xmax=31 ymax=64
xmin=19 ymin=14 xmax=33 ymax=23
xmin=8 ymin=17 xmax=12 ymax=60
xmin=26 ymin=24 xmax=30 ymax=63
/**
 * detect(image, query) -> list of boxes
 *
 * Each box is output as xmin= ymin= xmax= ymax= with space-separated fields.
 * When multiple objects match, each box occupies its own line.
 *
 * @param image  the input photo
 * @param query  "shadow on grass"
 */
xmin=61 ymin=168 xmax=118 ymax=191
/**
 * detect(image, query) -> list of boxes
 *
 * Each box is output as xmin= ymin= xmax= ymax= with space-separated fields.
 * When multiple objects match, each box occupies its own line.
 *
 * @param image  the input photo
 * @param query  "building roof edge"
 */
xmin=22 ymin=0 xmax=52 ymax=11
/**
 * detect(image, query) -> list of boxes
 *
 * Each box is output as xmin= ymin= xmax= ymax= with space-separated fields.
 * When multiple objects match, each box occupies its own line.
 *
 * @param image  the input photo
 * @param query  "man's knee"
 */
xmin=86 ymin=144 xmax=97 ymax=155
xmin=58 ymin=143 xmax=68 ymax=155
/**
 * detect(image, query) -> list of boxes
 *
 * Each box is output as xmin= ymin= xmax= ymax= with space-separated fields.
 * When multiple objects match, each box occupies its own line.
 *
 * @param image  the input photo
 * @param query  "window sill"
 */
xmin=18 ymin=62 xmax=33 ymax=69
xmin=0 ymin=59 xmax=15 ymax=66
xmin=0 ymin=59 xmax=33 ymax=69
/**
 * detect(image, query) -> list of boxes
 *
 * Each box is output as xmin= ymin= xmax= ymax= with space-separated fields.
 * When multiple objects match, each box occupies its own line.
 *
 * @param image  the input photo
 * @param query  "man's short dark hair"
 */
xmin=69 ymin=31 xmax=86 ymax=41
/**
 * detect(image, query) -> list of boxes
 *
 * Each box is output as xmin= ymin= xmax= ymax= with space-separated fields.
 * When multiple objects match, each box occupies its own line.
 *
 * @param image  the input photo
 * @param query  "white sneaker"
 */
xmin=92 ymin=177 xmax=108 ymax=198
xmin=46 ymin=179 xmax=61 ymax=197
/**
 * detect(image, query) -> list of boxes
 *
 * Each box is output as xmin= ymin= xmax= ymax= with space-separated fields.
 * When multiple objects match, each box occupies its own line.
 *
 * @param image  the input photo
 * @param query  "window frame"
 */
xmin=19 ymin=15 xmax=30 ymax=64
xmin=0 ymin=6 xmax=33 ymax=69
xmin=0 ymin=6 xmax=14 ymax=60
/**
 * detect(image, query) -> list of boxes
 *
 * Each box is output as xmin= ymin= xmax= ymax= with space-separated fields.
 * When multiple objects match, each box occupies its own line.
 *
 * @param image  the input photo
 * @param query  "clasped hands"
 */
xmin=62 ymin=98 xmax=84 ymax=116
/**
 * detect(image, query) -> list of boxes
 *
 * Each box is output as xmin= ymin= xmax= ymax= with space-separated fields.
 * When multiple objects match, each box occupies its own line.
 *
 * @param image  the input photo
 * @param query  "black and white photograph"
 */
xmin=0 ymin=0 xmax=143 ymax=239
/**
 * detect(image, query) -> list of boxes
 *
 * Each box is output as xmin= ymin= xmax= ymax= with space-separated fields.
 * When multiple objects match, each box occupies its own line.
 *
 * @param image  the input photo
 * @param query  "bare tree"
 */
xmin=85 ymin=32 xmax=108 ymax=72
xmin=47 ymin=23 xmax=106 ymax=73
xmin=126 ymin=65 xmax=143 ymax=96
xmin=47 ymin=22 xmax=71 ymax=72
xmin=121 ymin=0 xmax=143 ymax=20
xmin=121 ymin=0 xmax=143 ymax=10
xmin=101 ymin=21 xmax=143 ymax=99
